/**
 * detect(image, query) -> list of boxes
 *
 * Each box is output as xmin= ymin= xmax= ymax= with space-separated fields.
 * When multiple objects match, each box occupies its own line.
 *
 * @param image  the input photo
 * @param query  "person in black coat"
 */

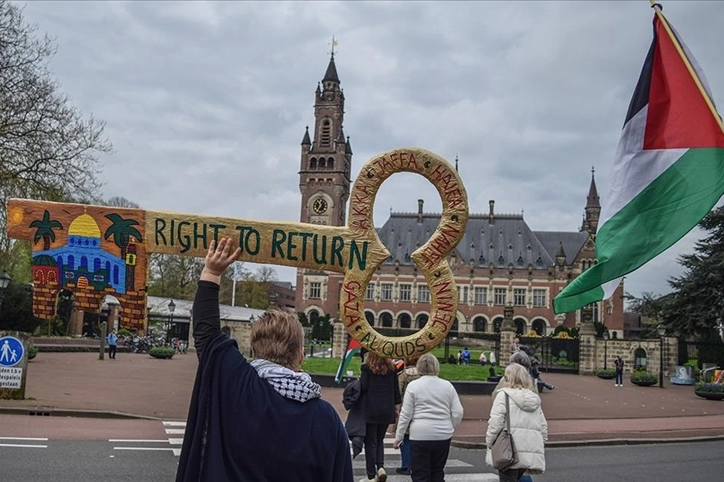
xmin=360 ymin=352 xmax=402 ymax=482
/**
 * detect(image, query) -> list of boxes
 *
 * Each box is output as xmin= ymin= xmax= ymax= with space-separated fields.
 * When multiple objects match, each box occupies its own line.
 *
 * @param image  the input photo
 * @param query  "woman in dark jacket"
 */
xmin=360 ymin=352 xmax=401 ymax=482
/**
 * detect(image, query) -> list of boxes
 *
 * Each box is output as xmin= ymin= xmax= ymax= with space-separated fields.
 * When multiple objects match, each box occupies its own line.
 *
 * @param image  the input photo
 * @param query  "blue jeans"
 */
xmin=400 ymin=433 xmax=411 ymax=469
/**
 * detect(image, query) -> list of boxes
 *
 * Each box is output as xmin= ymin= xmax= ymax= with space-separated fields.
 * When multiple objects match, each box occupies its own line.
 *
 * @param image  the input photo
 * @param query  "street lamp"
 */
xmin=657 ymin=324 xmax=666 ymax=389
xmin=603 ymin=330 xmax=610 ymax=370
xmin=167 ymin=300 xmax=176 ymax=343
xmin=0 ymin=271 xmax=11 ymax=324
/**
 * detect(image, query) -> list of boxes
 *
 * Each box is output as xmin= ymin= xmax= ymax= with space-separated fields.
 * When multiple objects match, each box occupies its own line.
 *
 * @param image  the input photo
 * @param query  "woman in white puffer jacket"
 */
xmin=485 ymin=363 xmax=548 ymax=482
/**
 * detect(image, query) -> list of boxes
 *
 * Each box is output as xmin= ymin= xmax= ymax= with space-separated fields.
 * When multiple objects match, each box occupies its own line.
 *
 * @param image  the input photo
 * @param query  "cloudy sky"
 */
xmin=17 ymin=0 xmax=724 ymax=299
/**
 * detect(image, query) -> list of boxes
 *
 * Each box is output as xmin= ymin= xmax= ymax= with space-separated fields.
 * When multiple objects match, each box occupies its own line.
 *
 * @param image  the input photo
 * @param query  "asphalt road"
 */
xmin=1 ymin=415 xmax=723 ymax=481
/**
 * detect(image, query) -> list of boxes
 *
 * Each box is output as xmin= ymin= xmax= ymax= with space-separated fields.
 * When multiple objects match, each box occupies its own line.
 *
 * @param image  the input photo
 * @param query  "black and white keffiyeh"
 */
xmin=251 ymin=359 xmax=322 ymax=402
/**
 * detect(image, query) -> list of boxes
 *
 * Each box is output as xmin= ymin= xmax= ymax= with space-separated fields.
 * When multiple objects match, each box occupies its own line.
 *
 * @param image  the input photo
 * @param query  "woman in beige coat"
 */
xmin=486 ymin=363 xmax=548 ymax=482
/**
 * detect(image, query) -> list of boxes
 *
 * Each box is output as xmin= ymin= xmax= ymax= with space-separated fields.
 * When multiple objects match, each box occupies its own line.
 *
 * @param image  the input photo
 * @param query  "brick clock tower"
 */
xmin=295 ymin=53 xmax=353 ymax=321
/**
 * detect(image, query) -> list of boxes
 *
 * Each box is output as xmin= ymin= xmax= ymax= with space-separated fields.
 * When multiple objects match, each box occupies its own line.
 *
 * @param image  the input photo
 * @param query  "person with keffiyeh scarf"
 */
xmin=175 ymin=237 xmax=353 ymax=482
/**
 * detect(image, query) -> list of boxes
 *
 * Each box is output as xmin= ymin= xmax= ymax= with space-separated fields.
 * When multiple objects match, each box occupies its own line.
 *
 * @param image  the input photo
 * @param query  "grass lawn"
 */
xmin=301 ymin=356 xmax=503 ymax=381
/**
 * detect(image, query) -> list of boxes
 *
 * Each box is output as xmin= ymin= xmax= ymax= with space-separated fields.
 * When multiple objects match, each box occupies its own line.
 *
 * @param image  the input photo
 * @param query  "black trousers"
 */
xmin=615 ymin=369 xmax=623 ymax=385
xmin=498 ymin=468 xmax=526 ymax=482
xmin=410 ymin=438 xmax=451 ymax=482
xmin=364 ymin=422 xmax=388 ymax=478
xmin=108 ymin=344 xmax=117 ymax=359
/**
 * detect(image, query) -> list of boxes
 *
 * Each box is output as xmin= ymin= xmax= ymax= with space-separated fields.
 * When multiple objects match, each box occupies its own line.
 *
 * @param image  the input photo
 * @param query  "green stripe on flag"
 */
xmin=554 ymin=147 xmax=724 ymax=313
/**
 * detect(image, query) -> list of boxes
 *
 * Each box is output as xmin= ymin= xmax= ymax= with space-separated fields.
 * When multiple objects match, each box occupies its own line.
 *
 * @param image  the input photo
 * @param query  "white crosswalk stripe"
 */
xmin=0 ymin=436 xmax=49 ymax=449
xmin=159 ymin=422 xmax=499 ymax=481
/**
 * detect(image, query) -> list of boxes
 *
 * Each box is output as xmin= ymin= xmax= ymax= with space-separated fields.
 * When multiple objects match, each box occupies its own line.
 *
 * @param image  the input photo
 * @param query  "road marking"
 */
xmin=162 ymin=421 xmax=186 ymax=427
xmin=0 ymin=437 xmax=49 ymax=441
xmin=164 ymin=428 xmax=185 ymax=434
xmin=108 ymin=439 xmax=169 ymax=443
xmin=0 ymin=443 xmax=48 ymax=448
xmin=113 ymin=446 xmax=182 ymax=456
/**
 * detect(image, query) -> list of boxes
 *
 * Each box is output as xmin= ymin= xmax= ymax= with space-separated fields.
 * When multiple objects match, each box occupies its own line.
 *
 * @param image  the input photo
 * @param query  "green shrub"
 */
xmin=149 ymin=346 xmax=175 ymax=359
xmin=28 ymin=342 xmax=38 ymax=360
xmin=695 ymin=382 xmax=724 ymax=393
xmin=596 ymin=369 xmax=616 ymax=379
xmin=117 ymin=328 xmax=132 ymax=337
xmin=631 ymin=370 xmax=657 ymax=383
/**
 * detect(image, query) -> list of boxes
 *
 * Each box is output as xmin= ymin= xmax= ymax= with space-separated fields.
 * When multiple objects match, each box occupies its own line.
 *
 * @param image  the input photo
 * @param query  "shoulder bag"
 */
xmin=491 ymin=392 xmax=518 ymax=470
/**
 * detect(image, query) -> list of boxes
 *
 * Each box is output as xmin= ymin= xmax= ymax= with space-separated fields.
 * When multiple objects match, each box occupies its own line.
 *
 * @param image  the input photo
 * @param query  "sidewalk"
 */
xmin=2 ymin=352 xmax=724 ymax=447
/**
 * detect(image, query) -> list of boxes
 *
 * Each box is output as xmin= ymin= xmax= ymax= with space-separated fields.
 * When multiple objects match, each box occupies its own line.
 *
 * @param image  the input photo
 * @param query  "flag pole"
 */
xmin=649 ymin=1 xmax=724 ymax=136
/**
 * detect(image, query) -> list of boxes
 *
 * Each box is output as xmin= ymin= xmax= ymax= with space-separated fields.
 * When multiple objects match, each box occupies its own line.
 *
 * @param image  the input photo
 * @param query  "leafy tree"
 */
xmin=147 ymin=253 xmax=203 ymax=300
xmin=0 ymin=1 xmax=111 ymax=258
xmin=658 ymin=207 xmax=724 ymax=339
xmin=0 ymin=281 xmax=41 ymax=333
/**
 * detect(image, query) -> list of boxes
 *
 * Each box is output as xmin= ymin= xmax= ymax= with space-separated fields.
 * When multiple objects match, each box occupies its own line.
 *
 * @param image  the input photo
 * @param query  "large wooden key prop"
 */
xmin=6 ymin=147 xmax=468 ymax=357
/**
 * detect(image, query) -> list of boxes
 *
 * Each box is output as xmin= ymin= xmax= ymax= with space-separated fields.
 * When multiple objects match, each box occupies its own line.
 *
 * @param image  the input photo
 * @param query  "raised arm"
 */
xmin=192 ymin=238 xmax=241 ymax=360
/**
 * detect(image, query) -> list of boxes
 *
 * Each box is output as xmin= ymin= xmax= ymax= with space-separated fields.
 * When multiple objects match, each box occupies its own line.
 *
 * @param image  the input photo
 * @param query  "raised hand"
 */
xmin=201 ymin=237 xmax=242 ymax=283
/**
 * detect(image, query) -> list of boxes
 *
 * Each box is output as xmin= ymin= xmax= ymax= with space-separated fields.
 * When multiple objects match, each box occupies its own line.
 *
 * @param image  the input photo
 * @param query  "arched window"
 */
xmin=318 ymin=158 xmax=326 ymax=169
xmin=80 ymin=256 xmax=88 ymax=269
xmin=327 ymin=157 xmax=334 ymax=169
xmin=48 ymin=271 xmax=57 ymax=283
xmin=514 ymin=318 xmax=526 ymax=335
xmin=105 ymin=261 xmax=111 ymax=275
xmin=451 ymin=317 xmax=459 ymax=333
xmin=221 ymin=326 xmax=231 ymax=338
xmin=399 ymin=313 xmax=411 ymax=329
xmin=493 ymin=316 xmax=504 ymax=333
xmin=309 ymin=310 xmax=320 ymax=325
xmin=68 ymin=255 xmax=75 ymax=270
xmin=93 ymin=258 xmax=101 ymax=272
xmin=320 ymin=119 xmax=332 ymax=147
xmin=365 ymin=311 xmax=375 ymax=326
xmin=380 ymin=313 xmax=393 ymax=327
xmin=310 ymin=157 xmax=317 ymax=169
xmin=416 ymin=314 xmax=428 ymax=329
xmin=532 ymin=319 xmax=546 ymax=336
xmin=473 ymin=316 xmax=487 ymax=333
xmin=113 ymin=265 xmax=119 ymax=284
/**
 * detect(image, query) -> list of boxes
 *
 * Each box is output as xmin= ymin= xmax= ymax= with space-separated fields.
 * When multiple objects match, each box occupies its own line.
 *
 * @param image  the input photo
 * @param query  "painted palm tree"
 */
xmin=29 ymin=210 xmax=64 ymax=250
xmin=104 ymin=213 xmax=143 ymax=261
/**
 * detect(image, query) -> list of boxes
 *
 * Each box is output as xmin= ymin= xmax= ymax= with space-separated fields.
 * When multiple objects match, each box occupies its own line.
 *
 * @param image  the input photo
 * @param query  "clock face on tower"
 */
xmin=312 ymin=197 xmax=328 ymax=215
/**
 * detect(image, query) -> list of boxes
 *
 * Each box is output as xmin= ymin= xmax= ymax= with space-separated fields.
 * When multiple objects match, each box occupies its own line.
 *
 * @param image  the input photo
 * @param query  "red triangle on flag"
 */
xmin=645 ymin=16 xmax=724 ymax=150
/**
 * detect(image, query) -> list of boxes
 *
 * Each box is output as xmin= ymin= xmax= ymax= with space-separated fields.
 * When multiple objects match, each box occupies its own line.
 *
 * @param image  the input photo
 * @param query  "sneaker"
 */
xmin=377 ymin=467 xmax=387 ymax=482
xmin=395 ymin=467 xmax=411 ymax=475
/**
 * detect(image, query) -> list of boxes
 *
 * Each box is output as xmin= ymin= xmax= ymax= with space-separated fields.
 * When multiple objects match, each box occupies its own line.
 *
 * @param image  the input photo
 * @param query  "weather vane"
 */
xmin=330 ymin=35 xmax=338 ymax=57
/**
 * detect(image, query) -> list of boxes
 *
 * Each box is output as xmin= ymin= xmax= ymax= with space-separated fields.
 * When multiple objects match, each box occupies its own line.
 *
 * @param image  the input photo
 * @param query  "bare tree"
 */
xmin=0 ymin=0 xmax=111 ymax=259
xmin=104 ymin=196 xmax=140 ymax=209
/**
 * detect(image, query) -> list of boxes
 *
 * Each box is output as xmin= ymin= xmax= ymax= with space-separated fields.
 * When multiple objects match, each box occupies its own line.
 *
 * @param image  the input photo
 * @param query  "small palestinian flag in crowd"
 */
xmin=554 ymin=5 xmax=724 ymax=314
xmin=334 ymin=337 xmax=361 ymax=384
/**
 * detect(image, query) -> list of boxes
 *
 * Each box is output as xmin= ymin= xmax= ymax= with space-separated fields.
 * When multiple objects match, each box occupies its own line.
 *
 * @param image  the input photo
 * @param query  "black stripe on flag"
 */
xmin=624 ymin=26 xmax=656 ymax=126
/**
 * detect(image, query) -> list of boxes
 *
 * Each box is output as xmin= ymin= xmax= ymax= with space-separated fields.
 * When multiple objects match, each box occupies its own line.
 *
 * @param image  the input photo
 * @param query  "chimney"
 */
xmin=417 ymin=199 xmax=424 ymax=223
xmin=489 ymin=200 xmax=495 ymax=224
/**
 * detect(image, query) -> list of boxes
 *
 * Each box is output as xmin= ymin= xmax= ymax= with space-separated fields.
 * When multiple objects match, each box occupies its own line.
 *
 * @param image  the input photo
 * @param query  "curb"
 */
xmin=0 ymin=406 xmax=162 ymax=421
xmin=451 ymin=434 xmax=724 ymax=449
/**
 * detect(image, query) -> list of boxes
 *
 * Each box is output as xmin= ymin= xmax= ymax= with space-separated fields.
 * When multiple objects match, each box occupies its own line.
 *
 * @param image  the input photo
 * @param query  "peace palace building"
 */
xmin=294 ymin=54 xmax=625 ymax=338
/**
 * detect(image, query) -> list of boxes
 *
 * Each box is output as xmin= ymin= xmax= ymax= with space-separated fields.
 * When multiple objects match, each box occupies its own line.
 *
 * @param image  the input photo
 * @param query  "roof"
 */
xmin=376 ymin=212 xmax=589 ymax=268
xmin=323 ymin=55 xmax=340 ymax=83
xmin=147 ymin=296 xmax=265 ymax=322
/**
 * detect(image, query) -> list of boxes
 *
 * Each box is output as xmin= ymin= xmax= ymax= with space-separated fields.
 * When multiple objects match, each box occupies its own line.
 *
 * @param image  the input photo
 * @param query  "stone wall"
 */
xmin=590 ymin=336 xmax=678 ymax=377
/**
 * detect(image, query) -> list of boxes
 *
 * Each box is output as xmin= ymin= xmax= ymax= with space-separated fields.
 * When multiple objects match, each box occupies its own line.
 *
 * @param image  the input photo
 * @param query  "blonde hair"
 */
xmin=250 ymin=310 xmax=304 ymax=371
xmin=502 ymin=363 xmax=535 ymax=390
xmin=416 ymin=353 xmax=440 ymax=376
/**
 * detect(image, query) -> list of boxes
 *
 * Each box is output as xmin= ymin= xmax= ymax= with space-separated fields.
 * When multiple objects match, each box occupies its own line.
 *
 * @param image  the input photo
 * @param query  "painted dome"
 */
xmin=68 ymin=213 xmax=101 ymax=238
xmin=32 ymin=254 xmax=58 ymax=266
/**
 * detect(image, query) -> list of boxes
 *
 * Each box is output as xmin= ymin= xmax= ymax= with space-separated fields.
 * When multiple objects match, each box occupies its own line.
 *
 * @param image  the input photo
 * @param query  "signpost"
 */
xmin=0 ymin=332 xmax=30 ymax=400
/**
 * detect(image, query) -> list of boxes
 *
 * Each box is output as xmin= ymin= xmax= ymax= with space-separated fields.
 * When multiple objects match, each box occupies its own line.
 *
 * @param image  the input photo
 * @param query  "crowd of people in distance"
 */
xmin=175 ymin=237 xmax=549 ymax=482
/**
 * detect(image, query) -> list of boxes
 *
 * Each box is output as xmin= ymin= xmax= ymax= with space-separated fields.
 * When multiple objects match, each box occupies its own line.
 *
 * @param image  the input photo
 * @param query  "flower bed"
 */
xmin=149 ymin=346 xmax=175 ymax=359
xmin=630 ymin=370 xmax=658 ymax=386
xmin=694 ymin=383 xmax=724 ymax=400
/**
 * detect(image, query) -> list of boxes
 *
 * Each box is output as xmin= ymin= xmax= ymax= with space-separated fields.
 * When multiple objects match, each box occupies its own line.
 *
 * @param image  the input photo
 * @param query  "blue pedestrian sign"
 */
xmin=0 ymin=336 xmax=24 ymax=367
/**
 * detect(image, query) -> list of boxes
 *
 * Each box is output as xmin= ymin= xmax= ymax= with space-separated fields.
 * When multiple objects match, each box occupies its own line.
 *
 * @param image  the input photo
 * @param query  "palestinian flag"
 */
xmin=553 ymin=9 xmax=724 ymax=314
xmin=334 ymin=337 xmax=361 ymax=384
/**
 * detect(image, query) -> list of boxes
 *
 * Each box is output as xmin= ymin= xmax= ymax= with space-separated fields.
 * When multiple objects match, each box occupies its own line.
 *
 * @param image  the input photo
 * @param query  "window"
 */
xmin=321 ymin=119 xmax=331 ymax=147
xmin=513 ymin=288 xmax=526 ymax=306
xmin=474 ymin=286 xmax=488 ymax=305
xmin=533 ymin=289 xmax=546 ymax=307
xmin=399 ymin=284 xmax=411 ymax=302
xmin=417 ymin=285 xmax=430 ymax=303
xmin=494 ymin=287 xmax=507 ymax=306
xmin=309 ymin=282 xmax=321 ymax=299
xmin=381 ymin=283 xmax=393 ymax=301
xmin=459 ymin=286 xmax=469 ymax=304
xmin=365 ymin=283 xmax=375 ymax=301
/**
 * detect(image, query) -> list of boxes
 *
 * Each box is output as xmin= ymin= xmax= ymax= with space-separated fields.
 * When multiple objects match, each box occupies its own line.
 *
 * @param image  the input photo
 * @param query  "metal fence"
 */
xmin=519 ymin=335 xmax=580 ymax=374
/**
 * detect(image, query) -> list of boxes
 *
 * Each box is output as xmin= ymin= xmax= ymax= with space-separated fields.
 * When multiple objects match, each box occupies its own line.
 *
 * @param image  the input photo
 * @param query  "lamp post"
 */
xmin=603 ymin=330 xmax=610 ymax=370
xmin=167 ymin=300 xmax=176 ymax=343
xmin=657 ymin=324 xmax=666 ymax=389
xmin=0 ymin=271 xmax=11 ymax=323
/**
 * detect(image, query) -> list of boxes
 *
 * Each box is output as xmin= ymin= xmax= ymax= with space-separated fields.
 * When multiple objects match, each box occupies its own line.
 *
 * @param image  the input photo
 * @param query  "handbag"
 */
xmin=491 ymin=392 xmax=518 ymax=470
